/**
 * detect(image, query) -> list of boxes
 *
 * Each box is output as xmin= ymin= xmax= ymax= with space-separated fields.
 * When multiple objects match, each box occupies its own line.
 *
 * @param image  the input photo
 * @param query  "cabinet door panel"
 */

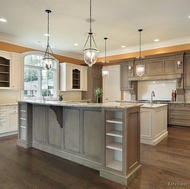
xmin=64 ymin=108 xmax=80 ymax=152
xmin=83 ymin=109 xmax=102 ymax=161
xmin=48 ymin=109 xmax=62 ymax=148
xmin=33 ymin=105 xmax=46 ymax=143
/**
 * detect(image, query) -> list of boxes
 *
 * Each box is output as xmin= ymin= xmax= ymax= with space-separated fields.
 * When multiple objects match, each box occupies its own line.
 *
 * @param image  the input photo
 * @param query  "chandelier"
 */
xmin=83 ymin=0 xmax=98 ymax=67
xmin=43 ymin=9 xmax=56 ymax=70
xmin=102 ymin=37 xmax=109 ymax=77
xmin=136 ymin=29 xmax=145 ymax=77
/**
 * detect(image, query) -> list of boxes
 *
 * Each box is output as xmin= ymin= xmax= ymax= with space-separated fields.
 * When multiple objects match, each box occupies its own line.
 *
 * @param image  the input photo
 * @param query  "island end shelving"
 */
xmin=17 ymin=101 xmax=142 ymax=186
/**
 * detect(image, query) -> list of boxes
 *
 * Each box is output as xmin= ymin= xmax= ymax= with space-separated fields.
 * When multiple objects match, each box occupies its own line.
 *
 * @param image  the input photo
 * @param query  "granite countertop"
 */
xmin=141 ymin=103 xmax=168 ymax=108
xmin=0 ymin=102 xmax=18 ymax=106
xmin=19 ymin=100 xmax=142 ymax=109
xmin=168 ymin=101 xmax=190 ymax=104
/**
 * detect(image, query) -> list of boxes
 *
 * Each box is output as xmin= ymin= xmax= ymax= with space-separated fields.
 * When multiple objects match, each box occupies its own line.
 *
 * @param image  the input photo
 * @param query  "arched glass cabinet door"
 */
xmin=72 ymin=68 xmax=80 ymax=89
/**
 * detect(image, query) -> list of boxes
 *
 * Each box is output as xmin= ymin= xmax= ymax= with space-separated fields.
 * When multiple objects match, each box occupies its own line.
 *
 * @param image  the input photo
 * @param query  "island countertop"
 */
xmin=18 ymin=100 xmax=142 ymax=109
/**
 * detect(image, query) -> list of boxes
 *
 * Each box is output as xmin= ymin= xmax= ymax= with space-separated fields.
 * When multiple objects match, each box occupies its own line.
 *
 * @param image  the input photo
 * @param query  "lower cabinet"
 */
xmin=0 ymin=104 xmax=18 ymax=137
xmin=169 ymin=103 xmax=190 ymax=126
xmin=101 ymin=107 xmax=141 ymax=186
xmin=140 ymin=105 xmax=168 ymax=145
xmin=17 ymin=102 xmax=33 ymax=148
xmin=17 ymin=103 xmax=141 ymax=186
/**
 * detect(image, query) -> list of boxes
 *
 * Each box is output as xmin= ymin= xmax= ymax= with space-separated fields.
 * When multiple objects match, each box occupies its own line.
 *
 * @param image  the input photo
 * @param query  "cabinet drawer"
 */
xmin=0 ymin=106 xmax=6 ymax=111
xmin=7 ymin=106 xmax=18 ymax=113
xmin=0 ymin=122 xmax=6 ymax=131
xmin=0 ymin=116 xmax=6 ymax=122
xmin=0 ymin=111 xmax=6 ymax=116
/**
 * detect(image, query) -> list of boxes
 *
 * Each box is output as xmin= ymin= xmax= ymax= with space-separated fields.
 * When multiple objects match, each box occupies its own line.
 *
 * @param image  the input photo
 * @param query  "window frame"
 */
xmin=23 ymin=52 xmax=59 ymax=100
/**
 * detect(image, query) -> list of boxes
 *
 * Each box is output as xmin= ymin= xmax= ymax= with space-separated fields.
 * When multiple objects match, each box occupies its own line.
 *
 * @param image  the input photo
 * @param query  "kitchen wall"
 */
xmin=123 ymin=80 xmax=190 ymax=102
xmin=0 ymin=90 xmax=22 ymax=103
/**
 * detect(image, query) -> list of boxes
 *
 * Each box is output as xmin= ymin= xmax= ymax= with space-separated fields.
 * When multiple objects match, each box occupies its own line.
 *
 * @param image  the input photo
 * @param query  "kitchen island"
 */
xmin=140 ymin=103 xmax=168 ymax=145
xmin=17 ymin=100 xmax=142 ymax=186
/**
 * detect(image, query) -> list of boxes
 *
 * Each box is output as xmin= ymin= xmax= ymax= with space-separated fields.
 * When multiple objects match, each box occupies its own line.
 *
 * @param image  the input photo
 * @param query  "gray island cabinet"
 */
xmin=17 ymin=101 xmax=142 ymax=186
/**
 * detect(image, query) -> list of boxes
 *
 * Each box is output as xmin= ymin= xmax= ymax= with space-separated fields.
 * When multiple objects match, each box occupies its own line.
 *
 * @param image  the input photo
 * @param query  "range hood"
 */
xmin=128 ymin=73 xmax=182 ymax=81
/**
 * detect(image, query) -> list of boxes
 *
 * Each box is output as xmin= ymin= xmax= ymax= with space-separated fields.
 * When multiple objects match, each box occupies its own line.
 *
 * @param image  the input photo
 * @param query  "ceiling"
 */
xmin=0 ymin=0 xmax=190 ymax=60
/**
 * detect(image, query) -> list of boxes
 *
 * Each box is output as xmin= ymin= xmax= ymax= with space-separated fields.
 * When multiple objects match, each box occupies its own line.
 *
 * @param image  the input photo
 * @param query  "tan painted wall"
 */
xmin=0 ymin=41 xmax=84 ymax=65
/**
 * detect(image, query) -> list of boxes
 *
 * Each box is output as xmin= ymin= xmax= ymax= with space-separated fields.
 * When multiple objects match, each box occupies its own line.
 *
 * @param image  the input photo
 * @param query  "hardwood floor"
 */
xmin=0 ymin=126 xmax=190 ymax=189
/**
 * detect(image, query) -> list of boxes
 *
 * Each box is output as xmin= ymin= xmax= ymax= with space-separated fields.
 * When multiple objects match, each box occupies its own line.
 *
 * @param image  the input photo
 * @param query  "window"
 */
xmin=24 ymin=53 xmax=58 ymax=99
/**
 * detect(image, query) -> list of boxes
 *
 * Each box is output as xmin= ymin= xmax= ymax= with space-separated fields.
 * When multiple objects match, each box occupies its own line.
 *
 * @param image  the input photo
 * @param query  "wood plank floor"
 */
xmin=0 ymin=126 xmax=190 ymax=189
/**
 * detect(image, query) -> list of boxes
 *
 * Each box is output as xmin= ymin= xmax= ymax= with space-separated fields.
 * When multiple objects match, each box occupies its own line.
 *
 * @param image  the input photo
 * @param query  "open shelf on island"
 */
xmin=106 ymin=130 xmax=122 ymax=137
xmin=106 ymin=160 xmax=122 ymax=171
xmin=106 ymin=118 xmax=123 ymax=124
xmin=106 ymin=142 xmax=122 ymax=151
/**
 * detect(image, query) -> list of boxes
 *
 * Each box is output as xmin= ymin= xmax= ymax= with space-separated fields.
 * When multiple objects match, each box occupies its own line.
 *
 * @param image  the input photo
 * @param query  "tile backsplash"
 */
xmin=124 ymin=80 xmax=189 ymax=102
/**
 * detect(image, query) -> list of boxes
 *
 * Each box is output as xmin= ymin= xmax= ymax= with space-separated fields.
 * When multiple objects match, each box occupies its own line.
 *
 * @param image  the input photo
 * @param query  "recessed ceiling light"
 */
xmin=0 ymin=18 xmax=7 ymax=22
xmin=74 ymin=43 xmax=78 ymax=46
xmin=189 ymin=15 xmax=190 ymax=19
xmin=121 ymin=45 xmax=125 ymax=48
xmin=44 ymin=33 xmax=50 ymax=37
xmin=154 ymin=39 xmax=159 ymax=42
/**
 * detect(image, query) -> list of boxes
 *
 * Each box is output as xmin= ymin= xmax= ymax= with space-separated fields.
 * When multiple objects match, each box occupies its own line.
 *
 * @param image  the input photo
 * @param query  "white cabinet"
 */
xmin=103 ymin=65 xmax=120 ymax=102
xmin=140 ymin=104 xmax=168 ymax=145
xmin=60 ymin=62 xmax=87 ymax=91
xmin=0 ymin=50 xmax=24 ymax=90
xmin=0 ymin=104 xmax=18 ymax=137
xmin=0 ymin=106 xmax=7 ymax=133
xmin=10 ymin=52 xmax=24 ymax=90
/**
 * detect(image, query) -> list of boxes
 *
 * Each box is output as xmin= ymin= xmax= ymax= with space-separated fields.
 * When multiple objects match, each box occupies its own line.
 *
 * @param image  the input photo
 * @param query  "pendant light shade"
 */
xmin=83 ymin=0 xmax=98 ymax=67
xmin=102 ymin=37 xmax=109 ymax=77
xmin=43 ymin=9 xmax=56 ymax=70
xmin=136 ymin=29 xmax=145 ymax=77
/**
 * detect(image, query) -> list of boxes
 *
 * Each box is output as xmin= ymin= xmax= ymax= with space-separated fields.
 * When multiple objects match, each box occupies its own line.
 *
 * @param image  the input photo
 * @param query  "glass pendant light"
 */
xmin=83 ymin=0 xmax=98 ymax=67
xmin=136 ymin=29 xmax=145 ymax=77
xmin=43 ymin=9 xmax=56 ymax=70
xmin=102 ymin=37 xmax=109 ymax=77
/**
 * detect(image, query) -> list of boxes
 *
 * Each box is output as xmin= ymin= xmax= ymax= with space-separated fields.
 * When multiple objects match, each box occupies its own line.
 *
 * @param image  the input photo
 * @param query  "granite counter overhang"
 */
xmin=18 ymin=100 xmax=142 ymax=109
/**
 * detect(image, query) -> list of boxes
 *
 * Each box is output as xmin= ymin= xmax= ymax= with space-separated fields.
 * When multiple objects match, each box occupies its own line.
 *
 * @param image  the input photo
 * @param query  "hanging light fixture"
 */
xmin=83 ymin=0 xmax=98 ymax=67
xmin=43 ymin=9 xmax=56 ymax=70
xmin=136 ymin=29 xmax=145 ymax=77
xmin=102 ymin=37 xmax=109 ymax=77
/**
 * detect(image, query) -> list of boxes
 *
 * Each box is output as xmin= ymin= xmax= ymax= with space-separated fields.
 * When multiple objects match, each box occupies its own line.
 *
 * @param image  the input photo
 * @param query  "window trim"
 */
xmin=23 ymin=51 xmax=59 ymax=100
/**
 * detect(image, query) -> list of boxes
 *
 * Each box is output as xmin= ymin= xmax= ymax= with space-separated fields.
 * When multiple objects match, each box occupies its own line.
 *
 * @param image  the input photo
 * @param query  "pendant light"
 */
xmin=43 ymin=9 xmax=56 ymax=70
xmin=136 ymin=29 xmax=145 ymax=77
xmin=102 ymin=37 xmax=109 ymax=77
xmin=83 ymin=0 xmax=98 ymax=67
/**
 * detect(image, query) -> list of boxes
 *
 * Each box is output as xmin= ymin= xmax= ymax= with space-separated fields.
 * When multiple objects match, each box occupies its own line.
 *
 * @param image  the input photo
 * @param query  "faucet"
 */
xmin=150 ymin=91 xmax=155 ymax=104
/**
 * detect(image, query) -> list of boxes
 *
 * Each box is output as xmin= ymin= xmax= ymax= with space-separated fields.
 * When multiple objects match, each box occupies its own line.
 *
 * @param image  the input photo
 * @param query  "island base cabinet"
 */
xmin=17 ymin=102 xmax=142 ymax=187
xmin=140 ymin=105 xmax=168 ymax=146
xmin=101 ymin=107 xmax=142 ymax=186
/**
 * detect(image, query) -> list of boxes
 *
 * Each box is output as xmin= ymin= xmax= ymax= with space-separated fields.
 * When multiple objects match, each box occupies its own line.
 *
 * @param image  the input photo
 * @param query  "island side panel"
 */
xmin=63 ymin=107 xmax=80 ymax=153
xmin=33 ymin=105 xmax=47 ymax=144
xmin=83 ymin=107 xmax=102 ymax=163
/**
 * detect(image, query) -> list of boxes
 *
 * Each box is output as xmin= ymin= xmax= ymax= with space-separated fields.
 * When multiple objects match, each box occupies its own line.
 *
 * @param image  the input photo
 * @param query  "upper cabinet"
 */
xmin=184 ymin=53 xmax=190 ymax=89
xmin=0 ymin=50 xmax=24 ymax=90
xmin=60 ymin=62 xmax=87 ymax=91
xmin=132 ymin=53 xmax=184 ymax=80
xmin=10 ymin=52 xmax=24 ymax=90
xmin=120 ymin=60 xmax=137 ymax=92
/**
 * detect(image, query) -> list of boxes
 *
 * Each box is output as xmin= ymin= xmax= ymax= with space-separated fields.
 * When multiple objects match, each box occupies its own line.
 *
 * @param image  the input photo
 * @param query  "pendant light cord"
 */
xmin=104 ymin=37 xmax=107 ymax=63
xmin=138 ymin=29 xmax=143 ymax=64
